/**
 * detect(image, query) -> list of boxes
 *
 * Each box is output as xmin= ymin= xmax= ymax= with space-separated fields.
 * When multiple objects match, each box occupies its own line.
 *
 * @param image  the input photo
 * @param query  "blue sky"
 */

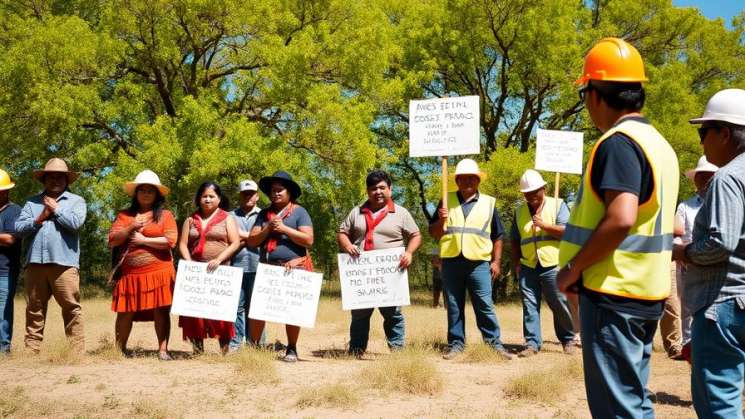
xmin=673 ymin=0 xmax=742 ymax=23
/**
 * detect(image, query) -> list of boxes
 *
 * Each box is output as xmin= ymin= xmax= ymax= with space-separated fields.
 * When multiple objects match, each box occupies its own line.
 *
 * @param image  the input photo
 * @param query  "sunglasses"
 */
xmin=698 ymin=125 xmax=722 ymax=143
xmin=578 ymin=85 xmax=592 ymax=102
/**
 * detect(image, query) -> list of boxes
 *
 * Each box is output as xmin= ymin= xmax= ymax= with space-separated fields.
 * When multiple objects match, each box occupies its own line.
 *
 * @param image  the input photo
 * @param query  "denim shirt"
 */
xmin=685 ymin=152 xmax=745 ymax=321
xmin=15 ymin=190 xmax=87 ymax=268
xmin=230 ymin=206 xmax=261 ymax=273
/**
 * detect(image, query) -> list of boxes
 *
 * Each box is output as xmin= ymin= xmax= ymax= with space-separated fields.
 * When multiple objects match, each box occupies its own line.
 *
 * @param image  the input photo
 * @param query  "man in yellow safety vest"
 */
xmin=510 ymin=169 xmax=576 ymax=358
xmin=556 ymin=38 xmax=679 ymax=417
xmin=429 ymin=158 xmax=513 ymax=361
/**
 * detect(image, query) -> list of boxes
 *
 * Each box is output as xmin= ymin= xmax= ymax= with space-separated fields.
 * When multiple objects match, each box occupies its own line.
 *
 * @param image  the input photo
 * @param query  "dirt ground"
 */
xmin=0 ymin=291 xmax=695 ymax=419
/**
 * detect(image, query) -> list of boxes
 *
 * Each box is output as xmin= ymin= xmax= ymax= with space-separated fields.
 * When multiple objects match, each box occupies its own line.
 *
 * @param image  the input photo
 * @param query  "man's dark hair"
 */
xmin=591 ymin=80 xmax=645 ymax=112
xmin=366 ymin=170 xmax=392 ymax=188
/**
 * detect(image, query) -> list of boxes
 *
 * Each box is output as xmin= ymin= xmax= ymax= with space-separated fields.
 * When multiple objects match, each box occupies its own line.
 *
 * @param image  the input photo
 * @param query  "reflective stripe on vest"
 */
xmin=558 ymin=118 xmax=679 ymax=300
xmin=439 ymin=192 xmax=495 ymax=261
xmin=516 ymin=197 xmax=561 ymax=268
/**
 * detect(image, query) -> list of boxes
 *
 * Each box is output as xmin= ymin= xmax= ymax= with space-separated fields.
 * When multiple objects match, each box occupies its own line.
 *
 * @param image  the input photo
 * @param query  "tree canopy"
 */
xmin=1 ymin=0 xmax=743 ymax=290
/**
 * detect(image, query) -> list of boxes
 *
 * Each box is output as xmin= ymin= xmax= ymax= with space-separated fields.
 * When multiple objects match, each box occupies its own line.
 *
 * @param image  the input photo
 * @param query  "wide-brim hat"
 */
xmin=32 ymin=158 xmax=79 ymax=184
xmin=123 ymin=170 xmax=170 ymax=197
xmin=685 ymin=156 xmax=718 ymax=180
xmin=259 ymin=171 xmax=302 ymax=200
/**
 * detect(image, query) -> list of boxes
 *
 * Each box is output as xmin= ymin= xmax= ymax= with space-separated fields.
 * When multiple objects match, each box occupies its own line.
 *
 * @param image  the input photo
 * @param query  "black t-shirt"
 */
xmin=581 ymin=117 xmax=664 ymax=318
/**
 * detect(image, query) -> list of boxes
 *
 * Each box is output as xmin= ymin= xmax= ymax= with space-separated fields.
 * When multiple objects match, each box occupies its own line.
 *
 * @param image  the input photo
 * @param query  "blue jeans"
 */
xmin=691 ymin=299 xmax=745 ymax=419
xmin=0 ymin=273 xmax=17 ymax=352
xmin=580 ymin=293 xmax=658 ymax=419
xmin=230 ymin=272 xmax=266 ymax=348
xmin=442 ymin=258 xmax=504 ymax=351
xmin=349 ymin=306 xmax=405 ymax=352
xmin=519 ymin=264 xmax=575 ymax=350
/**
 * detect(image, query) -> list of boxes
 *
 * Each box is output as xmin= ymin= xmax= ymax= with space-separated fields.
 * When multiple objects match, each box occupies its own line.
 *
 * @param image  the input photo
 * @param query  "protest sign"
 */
xmin=171 ymin=260 xmax=243 ymax=322
xmin=535 ymin=128 xmax=584 ymax=175
xmin=338 ymin=247 xmax=410 ymax=311
xmin=409 ymin=95 xmax=480 ymax=158
xmin=248 ymin=264 xmax=323 ymax=328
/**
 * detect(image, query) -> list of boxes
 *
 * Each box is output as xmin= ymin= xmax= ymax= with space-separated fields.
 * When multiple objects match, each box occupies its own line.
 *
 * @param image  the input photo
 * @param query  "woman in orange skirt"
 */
xmin=178 ymin=181 xmax=241 ymax=354
xmin=109 ymin=170 xmax=177 ymax=360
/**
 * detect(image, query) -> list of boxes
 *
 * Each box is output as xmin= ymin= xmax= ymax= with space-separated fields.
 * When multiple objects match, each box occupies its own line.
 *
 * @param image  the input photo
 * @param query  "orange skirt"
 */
xmin=111 ymin=264 xmax=175 ymax=321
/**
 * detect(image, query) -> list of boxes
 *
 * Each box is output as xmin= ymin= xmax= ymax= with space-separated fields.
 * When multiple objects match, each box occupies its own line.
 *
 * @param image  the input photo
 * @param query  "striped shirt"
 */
xmin=685 ymin=152 xmax=745 ymax=320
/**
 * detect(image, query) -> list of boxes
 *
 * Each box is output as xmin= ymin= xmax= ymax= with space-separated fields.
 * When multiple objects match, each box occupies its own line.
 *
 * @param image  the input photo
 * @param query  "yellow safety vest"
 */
xmin=516 ymin=197 xmax=561 ymax=269
xmin=558 ymin=118 xmax=679 ymax=300
xmin=440 ymin=192 xmax=495 ymax=261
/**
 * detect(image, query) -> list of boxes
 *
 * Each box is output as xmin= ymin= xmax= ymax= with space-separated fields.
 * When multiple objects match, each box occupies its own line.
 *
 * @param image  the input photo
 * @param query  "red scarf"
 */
xmin=190 ymin=209 xmax=228 ymax=260
xmin=266 ymin=202 xmax=295 ymax=254
xmin=360 ymin=200 xmax=394 ymax=251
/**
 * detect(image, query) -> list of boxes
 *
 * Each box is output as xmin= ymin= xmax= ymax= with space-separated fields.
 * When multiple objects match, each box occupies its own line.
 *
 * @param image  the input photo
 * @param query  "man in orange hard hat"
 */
xmin=557 ymin=38 xmax=680 ymax=417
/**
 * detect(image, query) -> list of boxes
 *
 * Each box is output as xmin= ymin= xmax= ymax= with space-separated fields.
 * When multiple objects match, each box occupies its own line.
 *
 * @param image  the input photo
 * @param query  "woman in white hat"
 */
xmin=108 ymin=170 xmax=178 ymax=360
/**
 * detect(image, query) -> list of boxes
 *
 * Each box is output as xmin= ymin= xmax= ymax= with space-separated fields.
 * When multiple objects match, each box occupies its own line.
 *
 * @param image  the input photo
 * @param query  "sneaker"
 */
xmin=442 ymin=347 xmax=463 ymax=360
xmin=282 ymin=347 xmax=298 ymax=363
xmin=494 ymin=347 xmax=515 ymax=361
xmin=562 ymin=342 xmax=577 ymax=355
xmin=517 ymin=346 xmax=538 ymax=358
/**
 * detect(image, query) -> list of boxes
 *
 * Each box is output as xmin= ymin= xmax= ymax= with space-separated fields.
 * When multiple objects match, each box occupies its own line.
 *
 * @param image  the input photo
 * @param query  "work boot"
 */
xmin=517 ymin=346 xmax=538 ymax=358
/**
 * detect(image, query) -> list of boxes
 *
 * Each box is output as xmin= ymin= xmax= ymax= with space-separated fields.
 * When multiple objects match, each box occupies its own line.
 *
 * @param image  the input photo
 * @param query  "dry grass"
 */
xmin=295 ymin=383 xmax=360 ymax=409
xmin=222 ymin=348 xmax=279 ymax=385
xmin=504 ymin=356 xmax=583 ymax=402
xmin=360 ymin=348 xmax=443 ymax=395
xmin=461 ymin=343 xmax=510 ymax=363
xmin=130 ymin=398 xmax=181 ymax=419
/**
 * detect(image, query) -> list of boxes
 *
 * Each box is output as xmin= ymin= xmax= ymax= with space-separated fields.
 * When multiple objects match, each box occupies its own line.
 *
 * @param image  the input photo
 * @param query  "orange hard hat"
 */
xmin=576 ymin=37 xmax=648 ymax=86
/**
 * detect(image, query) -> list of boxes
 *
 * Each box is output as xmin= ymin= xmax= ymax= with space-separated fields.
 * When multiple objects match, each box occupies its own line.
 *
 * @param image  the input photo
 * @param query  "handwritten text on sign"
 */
xmin=535 ymin=128 xmax=584 ymax=175
xmin=171 ymin=260 xmax=242 ymax=322
xmin=409 ymin=96 xmax=480 ymax=157
xmin=249 ymin=264 xmax=323 ymax=328
xmin=338 ymin=247 xmax=410 ymax=311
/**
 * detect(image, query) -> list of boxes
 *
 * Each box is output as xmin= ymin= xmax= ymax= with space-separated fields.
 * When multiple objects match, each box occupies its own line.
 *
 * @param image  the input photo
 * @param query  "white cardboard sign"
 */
xmin=171 ymin=260 xmax=243 ymax=322
xmin=248 ymin=263 xmax=323 ymax=328
xmin=338 ymin=247 xmax=411 ymax=311
xmin=535 ymin=128 xmax=584 ymax=175
xmin=409 ymin=95 xmax=480 ymax=157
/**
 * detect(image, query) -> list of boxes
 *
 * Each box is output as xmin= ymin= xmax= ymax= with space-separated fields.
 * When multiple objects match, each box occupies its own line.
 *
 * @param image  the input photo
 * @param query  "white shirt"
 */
xmin=675 ymin=194 xmax=704 ymax=244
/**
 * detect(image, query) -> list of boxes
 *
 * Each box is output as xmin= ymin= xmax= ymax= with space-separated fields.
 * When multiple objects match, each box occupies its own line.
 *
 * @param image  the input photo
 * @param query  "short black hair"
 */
xmin=194 ymin=181 xmax=230 ymax=211
xmin=366 ymin=170 xmax=392 ymax=188
xmin=590 ymin=80 xmax=645 ymax=112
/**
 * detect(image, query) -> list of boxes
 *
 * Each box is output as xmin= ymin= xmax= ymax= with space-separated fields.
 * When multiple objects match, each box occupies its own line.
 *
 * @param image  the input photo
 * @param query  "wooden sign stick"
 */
xmin=441 ymin=156 xmax=448 ymax=231
xmin=554 ymin=172 xmax=561 ymax=219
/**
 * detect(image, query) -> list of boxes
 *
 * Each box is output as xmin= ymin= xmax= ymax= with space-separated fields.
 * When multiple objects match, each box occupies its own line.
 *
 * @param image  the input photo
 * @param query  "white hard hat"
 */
xmin=454 ymin=159 xmax=485 ymax=180
xmin=519 ymin=169 xmax=547 ymax=193
xmin=689 ymin=89 xmax=745 ymax=126
xmin=685 ymin=156 xmax=718 ymax=180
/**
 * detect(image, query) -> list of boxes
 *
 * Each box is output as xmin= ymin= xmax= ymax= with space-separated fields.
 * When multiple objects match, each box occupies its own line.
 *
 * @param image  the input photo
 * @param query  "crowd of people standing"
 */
xmin=0 ymin=36 xmax=743 ymax=418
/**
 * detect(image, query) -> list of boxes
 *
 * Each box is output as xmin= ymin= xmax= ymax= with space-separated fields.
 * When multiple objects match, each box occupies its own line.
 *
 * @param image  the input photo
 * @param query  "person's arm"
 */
xmin=108 ymin=213 xmax=144 ymax=248
xmin=206 ymin=216 xmax=241 ymax=272
xmin=131 ymin=233 xmax=171 ymax=250
xmin=0 ymin=206 xmax=20 ymax=247
xmin=399 ymin=231 xmax=421 ymax=269
xmin=178 ymin=218 xmax=192 ymax=261
xmin=429 ymin=202 xmax=447 ymax=240
xmin=673 ymin=203 xmax=685 ymax=238
xmin=337 ymin=209 xmax=360 ymax=257
xmin=510 ymin=238 xmax=522 ymax=277
xmin=676 ymin=176 xmax=742 ymax=266
xmin=14 ymin=202 xmax=41 ymax=238
xmin=246 ymin=215 xmax=271 ymax=248
xmin=534 ymin=221 xmax=565 ymax=239
xmin=557 ymin=190 xmax=638 ymax=293
xmin=276 ymin=208 xmax=313 ymax=248
xmin=490 ymin=239 xmax=503 ymax=281
xmin=53 ymin=196 xmax=87 ymax=232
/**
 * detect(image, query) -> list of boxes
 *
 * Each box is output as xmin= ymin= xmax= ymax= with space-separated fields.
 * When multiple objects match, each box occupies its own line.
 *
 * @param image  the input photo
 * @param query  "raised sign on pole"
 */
xmin=338 ymin=247 xmax=410 ymax=311
xmin=535 ymin=128 xmax=584 ymax=175
xmin=409 ymin=96 xmax=480 ymax=157
xmin=248 ymin=264 xmax=323 ymax=328
xmin=171 ymin=260 xmax=243 ymax=322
